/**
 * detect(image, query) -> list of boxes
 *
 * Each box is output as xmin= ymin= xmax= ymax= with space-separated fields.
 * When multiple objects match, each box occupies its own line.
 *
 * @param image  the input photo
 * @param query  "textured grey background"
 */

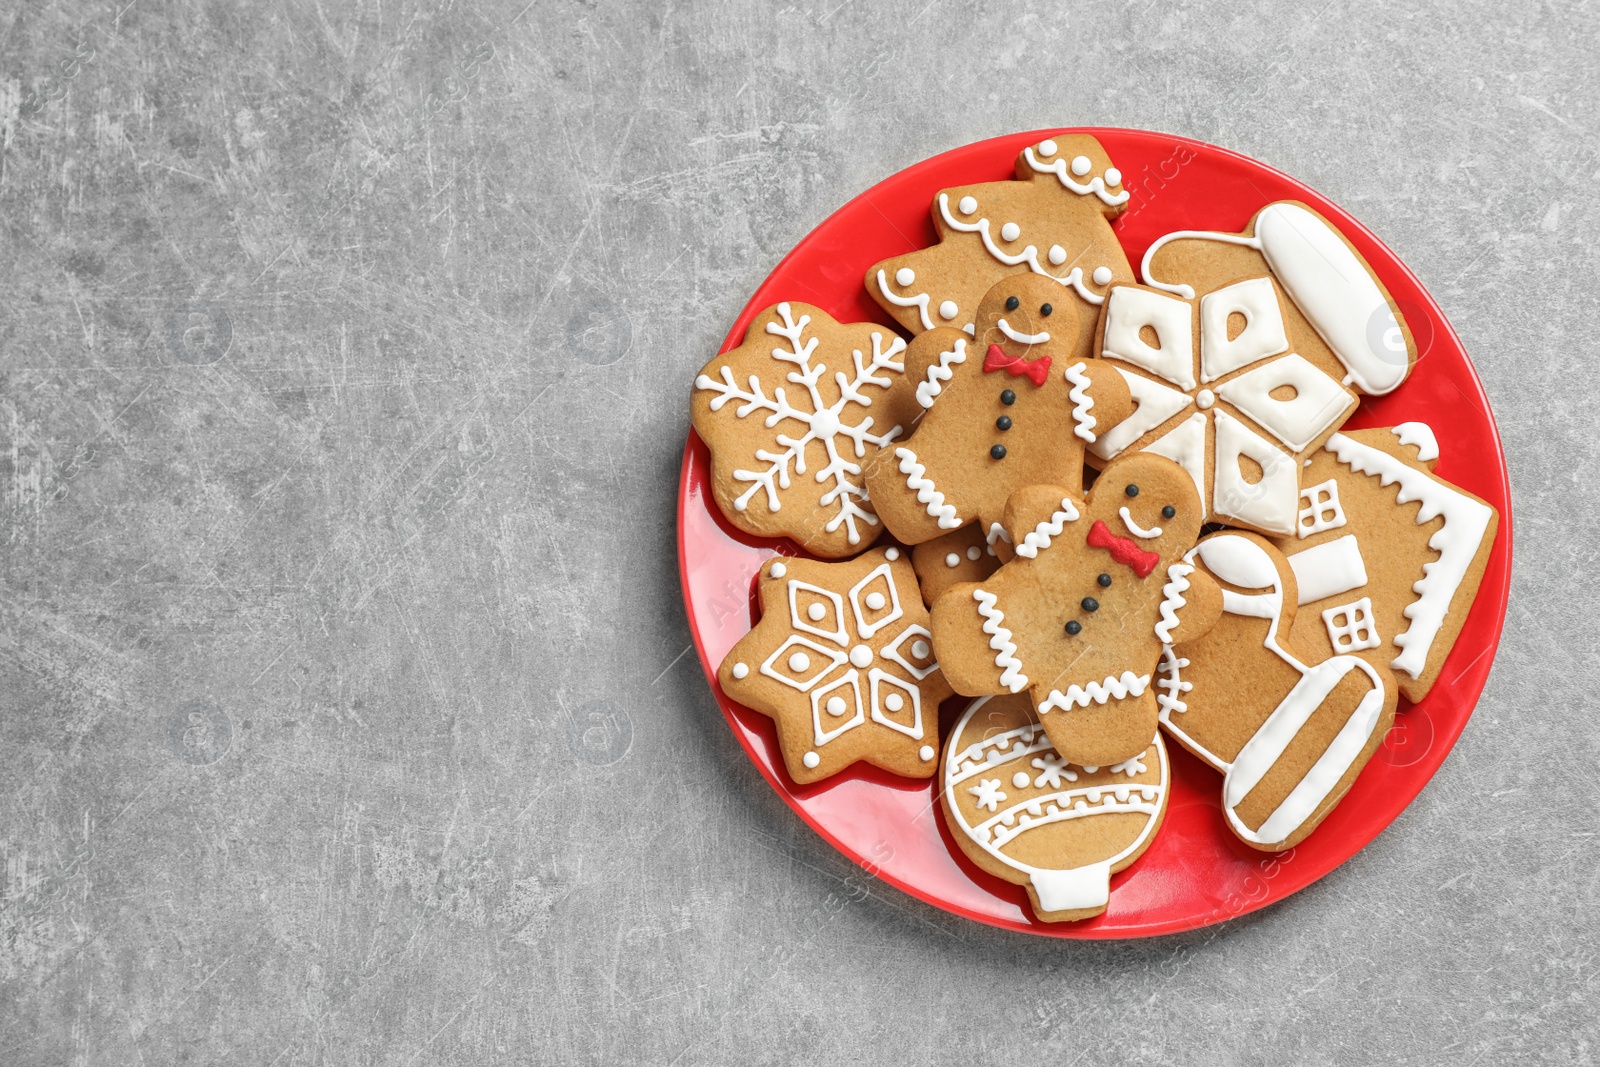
xmin=0 ymin=0 xmax=1592 ymax=1063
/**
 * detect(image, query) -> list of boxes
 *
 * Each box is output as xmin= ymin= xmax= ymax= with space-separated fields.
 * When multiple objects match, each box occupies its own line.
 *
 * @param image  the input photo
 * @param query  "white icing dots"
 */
xmin=1105 ymin=167 xmax=1122 ymax=187
xmin=826 ymin=695 xmax=848 ymax=716
xmin=1048 ymin=244 xmax=1067 ymax=266
xmin=1038 ymin=139 xmax=1058 ymax=156
xmin=1093 ymin=266 xmax=1114 ymax=286
xmin=1071 ymin=155 xmax=1092 ymax=176
xmin=966 ymin=546 xmax=981 ymax=561
xmin=945 ymin=552 xmax=961 ymax=568
xmin=803 ymin=751 xmax=821 ymax=768
xmin=884 ymin=547 xmax=900 ymax=561
xmin=939 ymin=300 xmax=959 ymax=320
xmin=1000 ymin=222 xmax=1021 ymax=242
xmin=788 ymin=651 xmax=810 ymax=672
xmin=958 ymin=195 xmax=978 ymax=215
xmin=731 ymin=662 xmax=749 ymax=679
xmin=865 ymin=591 xmax=887 ymax=611
xmin=807 ymin=602 xmax=827 ymax=621
xmin=849 ymin=644 xmax=873 ymax=668
xmin=1196 ymin=389 xmax=1215 ymax=410
xmin=919 ymin=745 xmax=935 ymax=761
xmin=895 ymin=267 xmax=916 ymax=287
xmin=769 ymin=561 xmax=787 ymax=578
xmin=884 ymin=692 xmax=904 ymax=712
xmin=1012 ymin=771 xmax=1031 ymax=789
xmin=911 ymin=639 xmax=931 ymax=659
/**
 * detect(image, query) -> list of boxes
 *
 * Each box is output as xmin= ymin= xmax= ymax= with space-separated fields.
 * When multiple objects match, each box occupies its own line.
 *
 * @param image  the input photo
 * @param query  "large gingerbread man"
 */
xmin=930 ymin=453 xmax=1222 ymax=766
xmin=862 ymin=274 xmax=1134 ymax=551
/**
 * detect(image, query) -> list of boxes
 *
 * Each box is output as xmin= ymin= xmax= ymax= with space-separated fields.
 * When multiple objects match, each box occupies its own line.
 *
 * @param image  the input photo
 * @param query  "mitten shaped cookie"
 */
xmin=862 ymin=274 xmax=1134 ymax=548
xmin=868 ymin=133 xmax=1136 ymax=357
xmin=930 ymin=453 xmax=1221 ymax=767
xmin=1155 ymin=532 xmax=1399 ymax=851
xmin=692 ymin=302 xmax=921 ymax=557
xmin=718 ymin=548 xmax=953 ymax=785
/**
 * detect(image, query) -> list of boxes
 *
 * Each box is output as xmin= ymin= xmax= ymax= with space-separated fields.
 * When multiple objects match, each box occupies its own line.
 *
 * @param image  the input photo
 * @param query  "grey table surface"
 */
xmin=1 ymin=0 xmax=1594 ymax=1063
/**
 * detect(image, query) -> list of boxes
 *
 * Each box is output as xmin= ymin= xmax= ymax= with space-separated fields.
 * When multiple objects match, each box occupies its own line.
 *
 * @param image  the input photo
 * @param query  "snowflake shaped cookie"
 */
xmin=719 ymin=547 xmax=954 ymax=785
xmin=693 ymin=302 xmax=921 ymax=557
xmin=867 ymin=134 xmax=1136 ymax=362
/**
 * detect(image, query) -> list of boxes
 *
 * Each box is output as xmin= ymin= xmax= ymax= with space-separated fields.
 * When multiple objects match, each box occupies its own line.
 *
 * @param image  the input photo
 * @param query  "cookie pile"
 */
xmin=691 ymin=135 xmax=1499 ymax=923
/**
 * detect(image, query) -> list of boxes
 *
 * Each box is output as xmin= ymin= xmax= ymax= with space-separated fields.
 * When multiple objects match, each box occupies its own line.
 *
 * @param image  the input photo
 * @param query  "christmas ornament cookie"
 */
xmin=1140 ymin=201 xmax=1418 ymax=398
xmin=911 ymin=523 xmax=1001 ymax=608
xmin=1156 ymin=531 xmax=1398 ymax=851
xmin=1273 ymin=424 xmax=1499 ymax=703
xmin=1085 ymin=278 xmax=1362 ymax=535
xmin=861 ymin=274 xmax=1135 ymax=548
xmin=868 ymin=133 xmax=1136 ymax=358
xmin=942 ymin=693 xmax=1168 ymax=922
xmin=693 ymin=302 xmax=921 ymax=557
xmin=930 ymin=452 xmax=1221 ymax=767
xmin=718 ymin=548 xmax=953 ymax=785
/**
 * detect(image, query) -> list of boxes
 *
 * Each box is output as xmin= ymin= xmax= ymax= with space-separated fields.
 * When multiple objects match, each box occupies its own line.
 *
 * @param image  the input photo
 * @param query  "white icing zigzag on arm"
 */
xmin=894 ymin=447 xmax=961 ymax=530
xmin=916 ymin=338 xmax=968 ymax=409
xmin=875 ymin=270 xmax=934 ymax=331
xmin=1153 ymin=563 xmax=1193 ymax=645
xmin=1325 ymin=432 xmax=1495 ymax=679
xmin=1037 ymin=672 xmax=1150 ymax=714
xmin=1013 ymin=498 xmax=1080 ymax=559
xmin=973 ymin=588 xmax=1028 ymax=693
xmin=1154 ymin=646 xmax=1192 ymax=717
xmin=936 ymin=195 xmax=1107 ymax=306
xmin=1062 ymin=361 xmax=1097 ymax=442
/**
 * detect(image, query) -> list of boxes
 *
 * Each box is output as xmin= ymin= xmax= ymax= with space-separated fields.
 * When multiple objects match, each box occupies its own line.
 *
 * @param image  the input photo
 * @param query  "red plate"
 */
xmin=676 ymin=128 xmax=1513 ymax=938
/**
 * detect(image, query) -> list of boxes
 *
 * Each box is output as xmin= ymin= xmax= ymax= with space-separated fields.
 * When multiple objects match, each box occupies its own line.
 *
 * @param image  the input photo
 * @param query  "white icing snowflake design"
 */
xmin=695 ymin=303 xmax=908 ymax=546
xmin=969 ymin=778 xmax=1007 ymax=812
xmin=1089 ymin=280 xmax=1358 ymax=535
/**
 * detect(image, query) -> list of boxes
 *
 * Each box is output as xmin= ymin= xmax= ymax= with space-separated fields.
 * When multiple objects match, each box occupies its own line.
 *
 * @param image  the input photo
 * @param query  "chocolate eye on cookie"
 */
xmin=1040 ymin=303 xmax=1053 ymax=317
xmin=1005 ymin=295 xmax=1020 ymax=311
xmin=1162 ymin=505 xmax=1176 ymax=519
xmin=1124 ymin=484 xmax=1139 ymax=497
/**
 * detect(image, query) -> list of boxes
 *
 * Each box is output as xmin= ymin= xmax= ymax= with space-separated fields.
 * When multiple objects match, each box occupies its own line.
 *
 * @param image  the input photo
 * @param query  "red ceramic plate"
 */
xmin=676 ymin=128 xmax=1513 ymax=938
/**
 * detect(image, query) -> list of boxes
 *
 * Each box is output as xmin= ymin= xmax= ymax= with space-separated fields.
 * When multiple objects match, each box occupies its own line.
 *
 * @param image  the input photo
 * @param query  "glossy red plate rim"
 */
xmin=676 ymin=128 xmax=1513 ymax=938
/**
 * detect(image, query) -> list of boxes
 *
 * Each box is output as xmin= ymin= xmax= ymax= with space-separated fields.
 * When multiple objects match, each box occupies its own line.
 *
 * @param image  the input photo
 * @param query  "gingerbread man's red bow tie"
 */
xmin=983 ymin=344 xmax=1051 ymax=387
xmin=1086 ymin=520 xmax=1160 ymax=578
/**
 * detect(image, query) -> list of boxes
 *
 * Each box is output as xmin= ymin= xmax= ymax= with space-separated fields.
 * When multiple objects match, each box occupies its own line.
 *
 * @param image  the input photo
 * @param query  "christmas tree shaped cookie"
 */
xmin=868 ymin=134 xmax=1136 ymax=363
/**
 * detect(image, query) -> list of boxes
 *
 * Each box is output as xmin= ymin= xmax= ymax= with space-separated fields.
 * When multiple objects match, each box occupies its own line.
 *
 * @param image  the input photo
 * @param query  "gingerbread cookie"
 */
xmin=930 ymin=452 xmax=1220 ymax=767
xmin=868 ymin=133 xmax=1136 ymax=358
xmin=1156 ymin=532 xmax=1398 ymax=851
xmin=861 ymin=274 xmax=1134 ymax=548
xmin=942 ymin=693 xmax=1168 ymax=922
xmin=1139 ymin=200 xmax=1417 ymax=398
xmin=911 ymin=523 xmax=1001 ymax=608
xmin=1273 ymin=424 xmax=1499 ymax=703
xmin=692 ymin=302 xmax=921 ymax=557
xmin=1083 ymin=278 xmax=1362 ymax=535
xmin=718 ymin=548 xmax=953 ymax=785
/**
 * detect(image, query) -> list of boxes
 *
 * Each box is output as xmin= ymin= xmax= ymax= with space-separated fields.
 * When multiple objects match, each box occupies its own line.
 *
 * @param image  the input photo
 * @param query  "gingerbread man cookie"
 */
xmin=718 ymin=548 xmax=953 ymax=785
xmin=1155 ymin=532 xmax=1398 ymax=851
xmin=692 ymin=302 xmax=921 ymax=558
xmin=868 ymin=134 xmax=1136 ymax=359
xmin=930 ymin=452 xmax=1221 ymax=767
xmin=861 ymin=274 xmax=1134 ymax=548
xmin=942 ymin=693 xmax=1168 ymax=922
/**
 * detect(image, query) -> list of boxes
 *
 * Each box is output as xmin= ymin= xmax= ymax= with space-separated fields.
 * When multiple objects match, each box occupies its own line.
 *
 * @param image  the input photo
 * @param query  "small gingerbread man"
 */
xmin=930 ymin=453 xmax=1222 ymax=766
xmin=862 ymin=274 xmax=1134 ymax=551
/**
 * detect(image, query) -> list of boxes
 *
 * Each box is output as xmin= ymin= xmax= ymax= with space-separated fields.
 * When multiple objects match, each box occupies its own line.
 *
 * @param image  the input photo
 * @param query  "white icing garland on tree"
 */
xmin=696 ymin=303 xmax=908 ymax=545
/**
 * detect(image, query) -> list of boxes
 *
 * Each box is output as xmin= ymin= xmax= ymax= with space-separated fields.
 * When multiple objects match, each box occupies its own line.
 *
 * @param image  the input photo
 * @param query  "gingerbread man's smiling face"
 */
xmin=1082 ymin=452 xmax=1204 ymax=572
xmin=972 ymin=273 xmax=1082 ymax=363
